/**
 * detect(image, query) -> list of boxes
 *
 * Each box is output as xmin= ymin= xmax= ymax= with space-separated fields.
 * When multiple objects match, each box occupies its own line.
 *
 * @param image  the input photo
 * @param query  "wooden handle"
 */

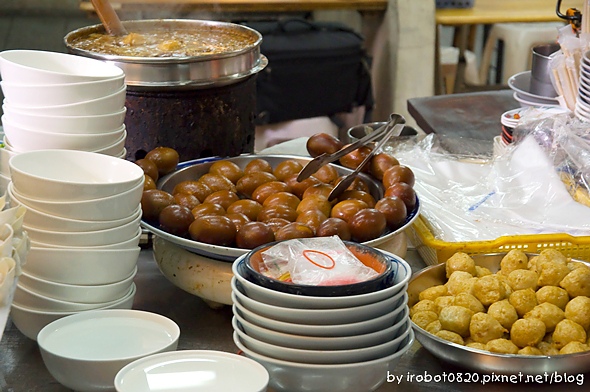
xmin=90 ymin=0 xmax=128 ymax=36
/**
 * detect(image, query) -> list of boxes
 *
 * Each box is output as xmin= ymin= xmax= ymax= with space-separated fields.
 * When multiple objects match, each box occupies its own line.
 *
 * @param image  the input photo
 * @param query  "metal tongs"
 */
xmin=297 ymin=113 xmax=406 ymax=200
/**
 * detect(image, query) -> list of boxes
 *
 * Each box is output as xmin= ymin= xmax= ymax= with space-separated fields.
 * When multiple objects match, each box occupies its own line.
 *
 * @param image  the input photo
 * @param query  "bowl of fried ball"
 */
xmin=407 ymin=249 xmax=590 ymax=376
xmin=137 ymin=134 xmax=420 ymax=262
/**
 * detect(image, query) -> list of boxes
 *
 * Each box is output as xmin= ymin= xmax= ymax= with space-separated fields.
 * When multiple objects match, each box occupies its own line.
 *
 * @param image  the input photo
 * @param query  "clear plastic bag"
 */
xmin=260 ymin=236 xmax=378 ymax=286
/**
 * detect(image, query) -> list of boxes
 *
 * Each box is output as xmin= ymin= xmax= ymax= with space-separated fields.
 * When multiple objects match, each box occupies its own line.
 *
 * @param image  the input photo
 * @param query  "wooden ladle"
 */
xmin=90 ymin=0 xmax=128 ymax=36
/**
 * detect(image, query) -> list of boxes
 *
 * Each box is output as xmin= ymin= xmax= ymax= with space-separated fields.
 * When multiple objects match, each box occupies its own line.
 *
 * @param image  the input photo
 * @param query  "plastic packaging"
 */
xmin=390 ymin=112 xmax=590 ymax=243
xmin=260 ymin=236 xmax=378 ymax=285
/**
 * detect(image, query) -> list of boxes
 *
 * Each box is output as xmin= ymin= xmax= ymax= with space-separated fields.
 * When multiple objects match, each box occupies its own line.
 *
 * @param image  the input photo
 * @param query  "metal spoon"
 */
xmin=327 ymin=114 xmax=406 ymax=201
xmin=90 ymin=0 xmax=128 ymax=36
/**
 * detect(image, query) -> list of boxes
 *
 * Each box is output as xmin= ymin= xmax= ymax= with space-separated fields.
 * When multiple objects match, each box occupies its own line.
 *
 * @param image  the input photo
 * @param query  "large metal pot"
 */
xmin=64 ymin=19 xmax=267 ymax=161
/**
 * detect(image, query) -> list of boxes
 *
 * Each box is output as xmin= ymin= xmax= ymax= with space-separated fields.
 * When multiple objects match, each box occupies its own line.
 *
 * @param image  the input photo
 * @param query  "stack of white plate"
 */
xmin=508 ymin=70 xmax=560 ymax=108
xmin=0 ymin=50 xmax=128 ymax=192
xmin=575 ymin=52 xmax=590 ymax=122
xmin=6 ymin=150 xmax=144 ymax=340
xmin=231 ymin=249 xmax=414 ymax=392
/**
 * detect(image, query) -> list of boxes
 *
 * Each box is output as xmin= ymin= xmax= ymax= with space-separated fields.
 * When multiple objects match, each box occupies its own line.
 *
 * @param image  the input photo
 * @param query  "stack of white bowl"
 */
xmin=6 ymin=149 xmax=144 ymax=340
xmin=231 ymin=249 xmax=414 ymax=392
xmin=508 ymin=70 xmax=560 ymax=108
xmin=0 ymin=49 xmax=127 ymax=192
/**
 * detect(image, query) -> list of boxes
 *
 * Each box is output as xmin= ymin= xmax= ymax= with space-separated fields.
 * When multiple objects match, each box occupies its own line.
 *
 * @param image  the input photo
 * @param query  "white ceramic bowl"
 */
xmin=22 ymin=212 xmax=141 ymax=247
xmin=10 ymin=285 xmax=136 ymax=340
xmin=22 ymin=246 xmax=140 ymax=285
xmin=31 ymin=227 xmax=142 ymax=250
xmin=9 ymin=149 xmax=143 ymax=201
xmin=14 ymin=201 xmax=142 ymax=232
xmin=234 ymin=329 xmax=415 ymax=392
xmin=13 ymin=282 xmax=136 ymax=312
xmin=18 ymin=267 xmax=137 ymax=304
xmin=2 ymin=106 xmax=127 ymax=134
xmin=232 ymin=251 xmax=411 ymax=309
xmin=2 ymin=85 xmax=126 ymax=116
xmin=234 ymin=318 xmax=411 ymax=364
xmin=231 ymin=281 xmax=404 ymax=325
xmin=234 ymin=304 xmax=409 ymax=350
xmin=0 ymin=147 xmax=17 ymax=177
xmin=8 ymin=181 xmax=142 ymax=221
xmin=0 ymin=76 xmax=124 ymax=107
xmin=115 ymin=350 xmax=269 ymax=392
xmin=92 ymin=131 xmax=127 ymax=155
xmin=513 ymin=92 xmax=560 ymax=108
xmin=2 ymin=117 xmax=126 ymax=152
xmin=0 ymin=49 xmax=124 ymax=84
xmin=37 ymin=309 xmax=180 ymax=392
xmin=232 ymin=293 xmax=407 ymax=337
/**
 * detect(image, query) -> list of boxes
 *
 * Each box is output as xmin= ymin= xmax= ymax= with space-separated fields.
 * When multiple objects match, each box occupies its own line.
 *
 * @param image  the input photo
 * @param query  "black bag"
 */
xmin=244 ymin=18 xmax=373 ymax=125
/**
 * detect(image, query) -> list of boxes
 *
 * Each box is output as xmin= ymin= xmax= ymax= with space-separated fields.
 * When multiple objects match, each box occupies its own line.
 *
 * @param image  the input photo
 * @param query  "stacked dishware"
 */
xmin=231 ymin=239 xmax=414 ymax=392
xmin=0 ymin=49 xmax=127 ymax=192
xmin=575 ymin=50 xmax=590 ymax=122
xmin=6 ymin=149 xmax=144 ymax=340
xmin=508 ymin=70 xmax=560 ymax=108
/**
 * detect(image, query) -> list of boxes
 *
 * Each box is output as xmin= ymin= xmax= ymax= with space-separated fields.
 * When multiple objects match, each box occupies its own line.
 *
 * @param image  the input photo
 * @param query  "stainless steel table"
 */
xmin=2 ymin=243 xmax=588 ymax=391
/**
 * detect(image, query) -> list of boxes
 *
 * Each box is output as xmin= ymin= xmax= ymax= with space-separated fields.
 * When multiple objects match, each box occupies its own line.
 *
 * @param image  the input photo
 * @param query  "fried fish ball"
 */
xmin=560 ymin=267 xmax=590 ymax=297
xmin=445 ymin=271 xmax=476 ymax=296
xmin=510 ymin=318 xmax=546 ymax=348
xmin=527 ymin=255 xmax=542 ymax=274
xmin=434 ymin=295 xmax=456 ymax=314
xmin=518 ymin=346 xmax=543 ymax=355
xmin=473 ymin=275 xmax=506 ymax=306
xmin=466 ymin=342 xmax=486 ymax=351
xmin=509 ymin=288 xmax=538 ymax=318
xmin=439 ymin=305 xmax=474 ymax=337
xmin=469 ymin=312 xmax=507 ymax=344
xmin=453 ymin=292 xmax=484 ymax=314
xmin=559 ymin=341 xmax=589 ymax=354
xmin=418 ymin=285 xmax=448 ymax=301
xmin=537 ymin=341 xmax=559 ymax=355
xmin=435 ymin=330 xmax=465 ymax=345
xmin=565 ymin=296 xmax=590 ymax=331
xmin=445 ymin=252 xmax=476 ymax=278
xmin=410 ymin=299 xmax=437 ymax=317
xmin=485 ymin=338 xmax=519 ymax=354
xmin=411 ymin=310 xmax=439 ymax=329
xmin=568 ymin=261 xmax=590 ymax=272
xmin=425 ymin=320 xmax=442 ymax=335
xmin=539 ymin=248 xmax=568 ymax=265
xmin=524 ymin=302 xmax=565 ymax=332
xmin=499 ymin=249 xmax=528 ymax=275
xmin=487 ymin=299 xmax=519 ymax=330
xmin=475 ymin=265 xmax=492 ymax=277
xmin=535 ymin=286 xmax=569 ymax=310
xmin=537 ymin=261 xmax=570 ymax=287
xmin=507 ymin=269 xmax=538 ymax=291
xmin=552 ymin=319 xmax=587 ymax=349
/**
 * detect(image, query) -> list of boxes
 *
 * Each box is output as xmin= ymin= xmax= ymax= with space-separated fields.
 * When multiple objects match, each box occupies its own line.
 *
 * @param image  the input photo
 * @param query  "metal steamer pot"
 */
xmin=64 ymin=19 xmax=267 ymax=161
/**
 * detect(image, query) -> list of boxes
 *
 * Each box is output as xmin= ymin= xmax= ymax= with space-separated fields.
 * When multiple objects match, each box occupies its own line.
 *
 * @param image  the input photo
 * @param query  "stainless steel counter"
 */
xmin=1 ymin=243 xmax=588 ymax=391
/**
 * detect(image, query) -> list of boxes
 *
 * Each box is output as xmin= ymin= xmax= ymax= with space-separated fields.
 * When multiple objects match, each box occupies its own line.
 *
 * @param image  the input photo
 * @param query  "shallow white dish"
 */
xmin=114 ymin=350 xmax=269 ymax=392
xmin=231 ymin=279 xmax=404 ymax=325
xmin=232 ymin=294 xmax=407 ymax=337
xmin=234 ymin=305 xmax=409 ymax=350
xmin=10 ymin=284 xmax=136 ymax=340
xmin=37 ymin=309 xmax=180 ymax=392
xmin=234 ymin=329 xmax=415 ymax=392
xmin=30 ymin=227 xmax=142 ymax=250
xmin=232 ymin=250 xmax=412 ymax=309
xmin=513 ymin=92 xmax=560 ymax=108
xmin=508 ymin=70 xmax=558 ymax=101
xmin=234 ymin=317 xmax=411 ymax=364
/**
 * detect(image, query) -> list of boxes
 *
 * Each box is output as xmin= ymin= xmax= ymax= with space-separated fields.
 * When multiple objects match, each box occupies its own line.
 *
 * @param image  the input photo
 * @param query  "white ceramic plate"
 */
xmin=508 ymin=71 xmax=559 ymax=102
xmin=114 ymin=349 xmax=269 ymax=392
xmin=141 ymin=155 xmax=420 ymax=262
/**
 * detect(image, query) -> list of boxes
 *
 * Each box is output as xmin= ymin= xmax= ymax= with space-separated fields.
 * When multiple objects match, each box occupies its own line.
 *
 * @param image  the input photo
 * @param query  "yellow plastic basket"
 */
xmin=407 ymin=215 xmax=590 ymax=266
